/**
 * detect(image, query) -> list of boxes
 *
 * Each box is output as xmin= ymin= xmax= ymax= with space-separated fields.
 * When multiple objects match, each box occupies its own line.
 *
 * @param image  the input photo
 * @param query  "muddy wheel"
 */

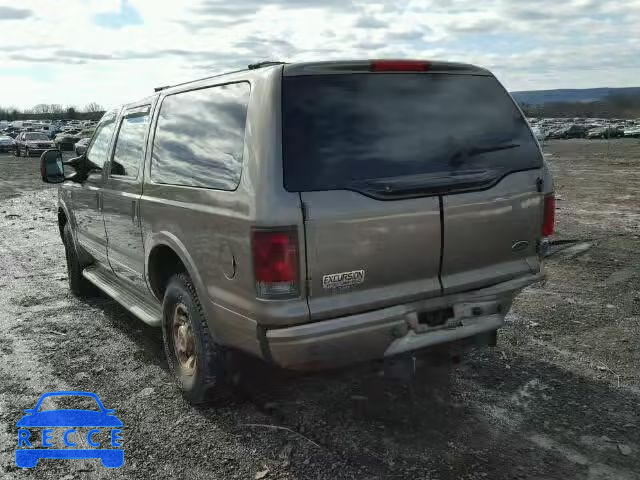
xmin=62 ymin=223 xmax=98 ymax=298
xmin=162 ymin=273 xmax=227 ymax=404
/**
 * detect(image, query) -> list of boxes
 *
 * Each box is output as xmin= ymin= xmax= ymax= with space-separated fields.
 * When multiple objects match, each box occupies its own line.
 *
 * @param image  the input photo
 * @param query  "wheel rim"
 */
xmin=172 ymin=303 xmax=196 ymax=376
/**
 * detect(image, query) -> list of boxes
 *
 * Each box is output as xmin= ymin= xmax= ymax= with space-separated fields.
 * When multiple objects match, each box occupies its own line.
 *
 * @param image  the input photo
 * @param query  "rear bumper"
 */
xmin=265 ymin=272 xmax=543 ymax=370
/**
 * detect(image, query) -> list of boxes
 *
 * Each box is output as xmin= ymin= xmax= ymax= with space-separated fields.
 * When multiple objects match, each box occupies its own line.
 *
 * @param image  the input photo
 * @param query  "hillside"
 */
xmin=511 ymin=87 xmax=640 ymax=106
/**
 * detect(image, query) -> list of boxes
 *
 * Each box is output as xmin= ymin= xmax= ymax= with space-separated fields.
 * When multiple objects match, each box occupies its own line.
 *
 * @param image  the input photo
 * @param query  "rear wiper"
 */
xmin=349 ymin=169 xmax=502 ymax=198
xmin=449 ymin=143 xmax=520 ymax=166
xmin=468 ymin=142 xmax=520 ymax=155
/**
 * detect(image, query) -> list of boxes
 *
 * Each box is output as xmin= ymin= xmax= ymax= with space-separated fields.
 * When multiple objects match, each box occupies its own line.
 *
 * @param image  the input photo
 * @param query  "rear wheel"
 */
xmin=14 ymin=146 xmax=20 ymax=157
xmin=162 ymin=273 xmax=228 ymax=404
xmin=62 ymin=223 xmax=98 ymax=298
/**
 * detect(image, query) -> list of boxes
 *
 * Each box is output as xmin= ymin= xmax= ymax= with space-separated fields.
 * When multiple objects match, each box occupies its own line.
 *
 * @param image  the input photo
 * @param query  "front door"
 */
xmin=102 ymin=105 xmax=151 ymax=292
xmin=73 ymin=112 xmax=118 ymax=265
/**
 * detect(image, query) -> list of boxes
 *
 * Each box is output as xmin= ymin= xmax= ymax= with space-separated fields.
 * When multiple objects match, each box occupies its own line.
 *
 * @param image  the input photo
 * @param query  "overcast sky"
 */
xmin=2 ymin=0 xmax=639 ymax=110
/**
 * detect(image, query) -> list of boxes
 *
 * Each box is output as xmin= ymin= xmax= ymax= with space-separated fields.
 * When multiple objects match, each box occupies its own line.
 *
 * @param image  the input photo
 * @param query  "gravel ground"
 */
xmin=0 ymin=140 xmax=639 ymax=480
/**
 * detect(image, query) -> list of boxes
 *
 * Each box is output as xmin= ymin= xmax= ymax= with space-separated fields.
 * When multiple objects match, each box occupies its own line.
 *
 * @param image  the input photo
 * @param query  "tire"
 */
xmin=62 ymin=223 xmax=98 ymax=298
xmin=162 ymin=273 xmax=227 ymax=404
xmin=14 ymin=147 xmax=20 ymax=157
xmin=25 ymin=148 xmax=30 ymax=157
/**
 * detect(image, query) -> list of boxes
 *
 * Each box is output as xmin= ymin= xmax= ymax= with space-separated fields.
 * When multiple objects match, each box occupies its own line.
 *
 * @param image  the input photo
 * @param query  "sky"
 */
xmin=1 ymin=0 xmax=639 ymax=110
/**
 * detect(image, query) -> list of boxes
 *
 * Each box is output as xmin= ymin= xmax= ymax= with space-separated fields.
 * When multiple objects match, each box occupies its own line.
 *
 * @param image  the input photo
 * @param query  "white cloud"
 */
xmin=0 ymin=0 xmax=639 ymax=109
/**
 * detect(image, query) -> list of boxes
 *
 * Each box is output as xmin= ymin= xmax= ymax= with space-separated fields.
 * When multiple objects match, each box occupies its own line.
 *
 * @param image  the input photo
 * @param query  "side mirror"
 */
xmin=40 ymin=149 xmax=65 ymax=184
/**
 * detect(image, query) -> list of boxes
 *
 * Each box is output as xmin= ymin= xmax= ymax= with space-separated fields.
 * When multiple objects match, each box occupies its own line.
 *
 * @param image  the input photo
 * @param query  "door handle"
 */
xmin=96 ymin=192 xmax=103 ymax=211
xmin=131 ymin=200 xmax=137 ymax=223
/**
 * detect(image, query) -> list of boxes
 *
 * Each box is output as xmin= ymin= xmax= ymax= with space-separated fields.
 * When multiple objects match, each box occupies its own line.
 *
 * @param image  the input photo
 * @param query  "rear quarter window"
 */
xmin=150 ymin=82 xmax=250 ymax=190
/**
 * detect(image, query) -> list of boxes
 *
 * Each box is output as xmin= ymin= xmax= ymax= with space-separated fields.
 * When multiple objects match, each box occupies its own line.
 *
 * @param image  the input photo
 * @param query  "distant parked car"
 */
xmin=545 ymin=124 xmax=587 ymax=139
xmin=586 ymin=126 xmax=623 ymax=139
xmin=0 ymin=135 xmax=16 ymax=153
xmin=54 ymin=130 xmax=81 ymax=151
xmin=74 ymin=128 xmax=95 ymax=155
xmin=564 ymin=124 xmax=588 ymax=138
xmin=74 ymin=137 xmax=91 ymax=156
xmin=14 ymin=131 xmax=55 ymax=157
xmin=623 ymin=127 xmax=640 ymax=138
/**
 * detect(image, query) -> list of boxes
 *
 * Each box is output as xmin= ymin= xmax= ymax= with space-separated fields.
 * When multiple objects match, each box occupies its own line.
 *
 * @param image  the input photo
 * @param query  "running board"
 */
xmin=83 ymin=266 xmax=162 ymax=327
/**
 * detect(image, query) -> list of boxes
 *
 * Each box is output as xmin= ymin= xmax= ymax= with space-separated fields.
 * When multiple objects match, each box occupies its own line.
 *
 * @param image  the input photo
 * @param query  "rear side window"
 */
xmin=110 ymin=107 xmax=150 ymax=178
xmin=151 ymin=82 xmax=250 ymax=190
xmin=282 ymin=74 xmax=542 ymax=195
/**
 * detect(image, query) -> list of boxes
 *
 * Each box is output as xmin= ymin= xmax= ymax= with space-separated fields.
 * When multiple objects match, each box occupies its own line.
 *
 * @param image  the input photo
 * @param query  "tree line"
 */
xmin=0 ymin=103 xmax=106 ymax=122
xmin=520 ymin=93 xmax=640 ymax=119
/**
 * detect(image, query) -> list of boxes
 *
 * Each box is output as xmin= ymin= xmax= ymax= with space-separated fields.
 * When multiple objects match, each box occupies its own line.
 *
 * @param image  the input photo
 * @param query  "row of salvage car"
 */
xmin=529 ymin=118 xmax=640 ymax=140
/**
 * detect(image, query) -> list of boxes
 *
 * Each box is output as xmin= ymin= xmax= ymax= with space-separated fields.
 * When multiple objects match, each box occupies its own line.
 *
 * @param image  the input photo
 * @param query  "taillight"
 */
xmin=252 ymin=229 xmax=299 ymax=298
xmin=370 ymin=60 xmax=430 ymax=72
xmin=542 ymin=194 xmax=555 ymax=237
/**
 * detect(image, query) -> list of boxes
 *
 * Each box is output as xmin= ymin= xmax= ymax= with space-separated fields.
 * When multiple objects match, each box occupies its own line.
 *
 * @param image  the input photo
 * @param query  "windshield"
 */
xmin=282 ymin=73 xmax=541 ymax=194
xmin=24 ymin=132 xmax=49 ymax=141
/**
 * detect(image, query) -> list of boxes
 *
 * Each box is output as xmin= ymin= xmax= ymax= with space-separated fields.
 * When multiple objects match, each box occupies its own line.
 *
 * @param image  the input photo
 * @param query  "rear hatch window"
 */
xmin=282 ymin=73 xmax=542 ymax=197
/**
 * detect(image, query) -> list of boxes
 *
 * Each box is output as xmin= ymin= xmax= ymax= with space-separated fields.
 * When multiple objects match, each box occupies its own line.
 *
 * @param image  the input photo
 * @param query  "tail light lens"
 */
xmin=252 ymin=229 xmax=299 ymax=298
xmin=542 ymin=194 xmax=555 ymax=237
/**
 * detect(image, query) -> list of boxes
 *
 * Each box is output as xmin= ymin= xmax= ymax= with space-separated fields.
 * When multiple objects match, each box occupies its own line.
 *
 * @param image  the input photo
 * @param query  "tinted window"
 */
xmin=282 ymin=74 xmax=542 ymax=195
xmin=86 ymin=117 xmax=116 ymax=170
xmin=111 ymin=108 xmax=149 ymax=178
xmin=151 ymin=82 xmax=250 ymax=190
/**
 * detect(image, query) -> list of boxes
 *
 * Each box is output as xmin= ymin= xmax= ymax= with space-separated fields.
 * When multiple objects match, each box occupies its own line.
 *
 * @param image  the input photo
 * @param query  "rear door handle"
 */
xmin=96 ymin=192 xmax=103 ymax=211
xmin=131 ymin=200 xmax=138 ymax=224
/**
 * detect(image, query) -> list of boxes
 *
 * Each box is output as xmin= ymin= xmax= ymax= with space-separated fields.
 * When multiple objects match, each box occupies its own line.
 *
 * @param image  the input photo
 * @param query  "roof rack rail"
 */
xmin=247 ymin=61 xmax=286 ymax=70
xmin=154 ymin=85 xmax=171 ymax=92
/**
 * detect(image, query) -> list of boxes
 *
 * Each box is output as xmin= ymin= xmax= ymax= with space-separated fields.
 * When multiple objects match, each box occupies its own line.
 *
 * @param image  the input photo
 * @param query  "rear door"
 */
xmin=281 ymin=64 xmax=543 ymax=319
xmin=433 ymin=77 xmax=544 ymax=293
xmin=282 ymin=69 xmax=443 ymax=320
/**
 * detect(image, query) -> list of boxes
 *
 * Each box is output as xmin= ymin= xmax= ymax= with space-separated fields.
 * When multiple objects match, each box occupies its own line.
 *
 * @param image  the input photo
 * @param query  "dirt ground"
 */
xmin=0 ymin=140 xmax=638 ymax=480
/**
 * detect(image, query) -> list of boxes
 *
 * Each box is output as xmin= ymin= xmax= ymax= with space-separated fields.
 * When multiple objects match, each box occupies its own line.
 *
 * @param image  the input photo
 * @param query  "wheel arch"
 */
xmin=145 ymin=232 xmax=207 ymax=305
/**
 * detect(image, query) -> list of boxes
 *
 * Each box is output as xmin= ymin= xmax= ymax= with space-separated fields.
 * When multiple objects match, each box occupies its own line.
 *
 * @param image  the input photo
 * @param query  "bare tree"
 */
xmin=32 ymin=104 xmax=50 ymax=114
xmin=66 ymin=105 xmax=78 ymax=119
xmin=84 ymin=102 xmax=104 ymax=113
xmin=49 ymin=104 xmax=64 ymax=114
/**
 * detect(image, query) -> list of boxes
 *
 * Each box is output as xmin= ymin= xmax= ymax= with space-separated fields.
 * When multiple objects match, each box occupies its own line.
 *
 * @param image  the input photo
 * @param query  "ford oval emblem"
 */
xmin=511 ymin=240 xmax=529 ymax=252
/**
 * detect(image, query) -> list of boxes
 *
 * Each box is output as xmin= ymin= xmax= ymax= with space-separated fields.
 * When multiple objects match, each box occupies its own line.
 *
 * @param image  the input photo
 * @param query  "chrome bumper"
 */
xmin=265 ymin=273 xmax=543 ymax=370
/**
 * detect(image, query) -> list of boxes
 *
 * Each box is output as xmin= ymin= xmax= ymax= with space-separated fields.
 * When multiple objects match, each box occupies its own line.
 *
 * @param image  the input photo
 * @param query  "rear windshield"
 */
xmin=282 ymin=73 xmax=542 ymax=196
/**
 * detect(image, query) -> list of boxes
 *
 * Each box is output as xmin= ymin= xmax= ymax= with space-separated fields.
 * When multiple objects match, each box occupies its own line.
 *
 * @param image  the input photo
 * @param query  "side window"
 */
xmin=86 ymin=118 xmax=116 ymax=172
xmin=110 ymin=107 xmax=150 ymax=178
xmin=151 ymin=82 xmax=250 ymax=190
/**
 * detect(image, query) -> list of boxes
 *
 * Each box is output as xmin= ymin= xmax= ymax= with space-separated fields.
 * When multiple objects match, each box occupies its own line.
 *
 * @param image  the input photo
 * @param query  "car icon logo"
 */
xmin=15 ymin=391 xmax=124 ymax=468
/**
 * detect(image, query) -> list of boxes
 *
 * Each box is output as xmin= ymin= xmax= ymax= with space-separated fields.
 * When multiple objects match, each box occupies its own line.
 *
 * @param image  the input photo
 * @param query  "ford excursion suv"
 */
xmin=40 ymin=60 xmax=555 ymax=403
